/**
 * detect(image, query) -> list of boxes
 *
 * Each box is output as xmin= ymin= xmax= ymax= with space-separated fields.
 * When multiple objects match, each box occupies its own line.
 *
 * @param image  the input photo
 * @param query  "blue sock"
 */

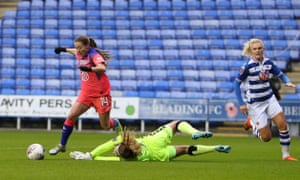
xmin=110 ymin=118 xmax=119 ymax=129
xmin=60 ymin=124 xmax=74 ymax=146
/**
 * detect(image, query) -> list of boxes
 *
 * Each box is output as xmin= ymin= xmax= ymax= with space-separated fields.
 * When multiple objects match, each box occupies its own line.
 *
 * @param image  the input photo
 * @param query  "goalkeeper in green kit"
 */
xmin=70 ymin=120 xmax=231 ymax=161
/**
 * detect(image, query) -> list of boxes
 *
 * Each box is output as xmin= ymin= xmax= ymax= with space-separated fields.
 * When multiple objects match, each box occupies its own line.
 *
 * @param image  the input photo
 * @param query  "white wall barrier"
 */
xmin=0 ymin=95 xmax=299 ymax=135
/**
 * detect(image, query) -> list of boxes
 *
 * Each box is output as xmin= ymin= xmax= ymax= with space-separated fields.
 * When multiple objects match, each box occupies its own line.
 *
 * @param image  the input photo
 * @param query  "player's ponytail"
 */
xmin=242 ymin=38 xmax=265 ymax=57
xmin=118 ymin=128 xmax=141 ymax=159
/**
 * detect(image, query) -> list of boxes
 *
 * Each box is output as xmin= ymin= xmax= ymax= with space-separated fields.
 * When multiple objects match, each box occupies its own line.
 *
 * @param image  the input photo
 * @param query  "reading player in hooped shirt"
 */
xmin=234 ymin=38 xmax=297 ymax=161
xmin=49 ymin=35 xmax=122 ymax=155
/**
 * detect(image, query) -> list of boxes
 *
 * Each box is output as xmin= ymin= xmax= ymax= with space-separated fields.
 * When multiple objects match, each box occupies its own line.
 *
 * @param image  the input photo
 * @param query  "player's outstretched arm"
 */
xmin=54 ymin=47 xmax=76 ymax=55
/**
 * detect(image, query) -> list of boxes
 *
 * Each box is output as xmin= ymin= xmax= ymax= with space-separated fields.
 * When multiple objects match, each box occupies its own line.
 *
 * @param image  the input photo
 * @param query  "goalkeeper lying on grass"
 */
xmin=70 ymin=120 xmax=231 ymax=161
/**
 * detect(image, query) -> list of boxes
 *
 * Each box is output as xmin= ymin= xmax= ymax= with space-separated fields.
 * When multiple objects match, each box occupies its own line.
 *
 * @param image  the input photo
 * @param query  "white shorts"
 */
xmin=247 ymin=95 xmax=282 ymax=129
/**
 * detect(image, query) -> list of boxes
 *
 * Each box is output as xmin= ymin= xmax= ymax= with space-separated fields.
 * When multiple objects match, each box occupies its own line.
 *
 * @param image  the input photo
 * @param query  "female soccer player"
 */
xmin=69 ymin=120 xmax=230 ymax=161
xmin=49 ymin=35 xmax=121 ymax=155
xmin=234 ymin=38 xmax=297 ymax=161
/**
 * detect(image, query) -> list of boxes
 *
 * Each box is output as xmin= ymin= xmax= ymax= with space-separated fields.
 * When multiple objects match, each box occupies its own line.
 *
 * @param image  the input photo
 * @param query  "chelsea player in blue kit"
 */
xmin=234 ymin=38 xmax=297 ymax=161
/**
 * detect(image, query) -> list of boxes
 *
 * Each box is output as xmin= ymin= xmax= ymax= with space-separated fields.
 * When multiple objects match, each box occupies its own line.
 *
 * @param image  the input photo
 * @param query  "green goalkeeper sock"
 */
xmin=94 ymin=156 xmax=121 ymax=161
xmin=90 ymin=135 xmax=122 ymax=158
xmin=177 ymin=121 xmax=198 ymax=135
xmin=188 ymin=145 xmax=216 ymax=155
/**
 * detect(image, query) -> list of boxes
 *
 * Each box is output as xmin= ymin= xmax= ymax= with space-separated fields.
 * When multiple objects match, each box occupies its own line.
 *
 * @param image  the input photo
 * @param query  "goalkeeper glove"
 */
xmin=79 ymin=66 xmax=92 ymax=72
xmin=54 ymin=47 xmax=67 ymax=54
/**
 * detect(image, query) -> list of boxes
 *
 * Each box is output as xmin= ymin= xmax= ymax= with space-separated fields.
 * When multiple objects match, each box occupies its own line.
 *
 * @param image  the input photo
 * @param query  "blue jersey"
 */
xmin=234 ymin=57 xmax=289 ymax=105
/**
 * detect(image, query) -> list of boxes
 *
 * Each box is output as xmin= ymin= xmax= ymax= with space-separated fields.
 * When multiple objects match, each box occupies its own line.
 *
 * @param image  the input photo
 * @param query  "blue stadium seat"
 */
xmin=158 ymin=10 xmax=173 ymax=20
xmin=16 ymin=48 xmax=29 ymax=58
xmin=2 ymin=19 xmax=15 ymax=28
xmin=192 ymin=39 xmax=207 ymax=49
xmin=155 ymin=91 xmax=170 ymax=98
xmin=232 ymin=10 xmax=248 ymax=19
xmin=145 ymin=30 xmax=160 ymax=39
xmin=250 ymin=20 xmax=266 ymax=29
xmin=208 ymin=40 xmax=224 ymax=49
xmin=86 ymin=10 xmax=101 ymax=20
xmin=151 ymin=69 xmax=167 ymax=79
xmin=45 ymin=69 xmax=60 ymax=79
xmin=86 ymin=0 xmax=100 ymax=10
xmin=16 ymin=58 xmax=30 ymax=68
xmin=172 ymin=0 xmax=186 ymax=10
xmin=45 ymin=19 xmax=58 ymax=29
xmin=292 ymin=0 xmax=300 ymax=9
xmin=106 ymin=69 xmax=120 ymax=80
xmin=195 ymin=50 xmax=211 ymax=60
xmin=281 ymin=20 xmax=298 ymax=29
xmin=287 ymin=40 xmax=300 ymax=50
xmin=61 ymin=90 xmax=76 ymax=96
xmin=185 ymin=81 xmax=201 ymax=92
xmin=137 ymin=80 xmax=153 ymax=91
xmin=228 ymin=60 xmax=244 ymax=71
xmin=213 ymin=60 xmax=229 ymax=70
xmin=131 ymin=30 xmax=146 ymax=39
xmin=144 ymin=10 xmax=158 ymax=20
xmin=219 ymin=20 xmax=234 ymax=29
xmin=216 ymin=1 xmax=231 ymax=10
xmin=31 ymin=10 xmax=44 ymax=19
xmin=138 ymin=91 xmax=155 ymax=98
xmin=110 ymin=80 xmax=122 ymax=90
xmin=189 ymin=20 xmax=204 ymax=29
xmin=129 ymin=0 xmax=143 ymax=10
xmin=73 ymin=19 xmax=86 ymax=29
xmin=153 ymin=80 xmax=169 ymax=91
xmin=120 ymin=60 xmax=136 ymax=70
xmin=115 ymin=0 xmax=128 ymax=10
xmin=44 ymin=10 xmax=58 ymax=19
xmin=268 ymin=30 xmax=285 ymax=40
xmin=30 ymin=49 xmax=45 ymax=58
xmin=16 ymin=68 xmax=30 ymax=78
xmin=246 ymin=0 xmax=261 ymax=9
xmin=181 ymin=60 xmax=197 ymax=70
xmin=263 ymin=9 xmax=279 ymax=19
xmin=276 ymin=0 xmax=291 ymax=9
xmin=215 ymin=71 xmax=231 ymax=81
xmin=46 ymin=79 xmax=60 ymax=90
xmin=46 ymin=89 xmax=60 ymax=95
xmin=160 ymin=20 xmax=175 ymax=29
xmin=160 ymin=29 xmax=176 ymax=39
xmin=103 ymin=39 xmax=117 ymax=49
xmin=148 ymin=40 xmax=163 ymax=49
xmin=1 ymin=58 xmax=15 ymax=68
xmin=176 ymin=29 xmax=191 ymax=39
xmin=271 ymin=40 xmax=288 ymax=50
xmin=31 ymin=39 xmax=45 ymax=48
xmin=44 ymin=29 xmax=58 ymax=39
xmin=177 ymin=39 xmax=192 ymax=49
xmin=284 ymin=30 xmax=299 ymax=40
xmin=116 ymin=30 xmax=131 ymax=39
xmin=201 ymin=0 xmax=216 ymax=10
xmin=30 ymin=69 xmax=45 ymax=79
xmin=121 ymin=70 xmax=136 ymax=80
xmin=187 ymin=10 xmax=202 ymax=19
xmin=45 ymin=58 xmax=59 ymax=69
xmin=278 ymin=9 xmax=294 ymax=19
xmin=265 ymin=19 xmax=282 ymax=29
xmin=16 ymin=89 xmax=30 ymax=95
xmin=122 ymin=80 xmax=137 ymax=91
xmin=183 ymin=70 xmax=199 ymax=81
xmin=221 ymin=30 xmax=237 ymax=39
xmin=167 ymin=70 xmax=184 ymax=80
xmin=16 ymin=78 xmax=30 ymax=89
xmin=16 ymin=19 xmax=30 ymax=29
xmin=30 ymin=58 xmax=45 ymax=69
xmin=61 ymin=69 xmax=75 ymax=79
xmin=135 ymin=60 xmax=150 ymax=70
xmin=58 ymin=1 xmax=71 ymax=10
xmin=3 ymin=11 xmax=16 ymax=19
xmin=178 ymin=49 xmax=194 ymax=59
xmin=31 ymin=29 xmax=44 ymax=39
xmin=1 ymin=68 xmax=15 ymax=78
xmin=2 ymin=28 xmax=16 ymax=38
xmin=203 ymin=10 xmax=218 ymax=19
xmin=170 ymin=91 xmax=186 ymax=98
xmin=200 ymin=81 xmax=217 ymax=92
xmin=237 ymin=29 xmax=252 ymax=39
xmin=210 ymin=49 xmax=226 ymax=59
xmin=166 ymin=60 xmax=182 ymax=70
xmin=186 ymin=0 xmax=201 ymax=10
xmin=164 ymin=49 xmax=179 ymax=60
xmin=133 ymin=49 xmax=148 ymax=60
xmin=2 ymin=38 xmax=16 ymax=48
xmin=1 ymin=88 xmax=15 ymax=95
xmin=145 ymin=20 xmax=160 ymax=29
xmin=119 ymin=50 xmax=133 ymax=60
xmin=199 ymin=70 xmax=215 ymax=81
xmin=61 ymin=79 xmax=76 ymax=90
xmin=129 ymin=10 xmax=144 ymax=20
xmin=136 ymin=70 xmax=152 ymax=80
xmin=252 ymin=29 xmax=268 ymax=39
xmin=149 ymin=50 xmax=163 ymax=60
xmin=174 ymin=20 xmax=190 ymax=29
xmin=247 ymin=10 xmax=263 ymax=19
xmin=45 ymin=1 xmax=57 ymax=10
xmin=261 ymin=1 xmax=276 ymax=9
xmin=30 ymin=79 xmax=45 ymax=90
xmin=130 ymin=20 xmax=145 ymax=30
xmin=123 ymin=91 xmax=138 ymax=97
xmin=173 ymin=10 xmax=188 ymax=20
xmin=226 ymin=49 xmax=242 ymax=60
xmin=206 ymin=29 xmax=222 ymax=39
xmin=31 ymin=89 xmax=45 ymax=95
xmin=17 ymin=10 xmax=30 ymax=19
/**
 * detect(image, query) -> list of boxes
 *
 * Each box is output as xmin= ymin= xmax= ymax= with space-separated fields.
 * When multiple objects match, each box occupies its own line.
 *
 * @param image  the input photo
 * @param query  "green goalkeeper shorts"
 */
xmin=140 ymin=125 xmax=176 ymax=161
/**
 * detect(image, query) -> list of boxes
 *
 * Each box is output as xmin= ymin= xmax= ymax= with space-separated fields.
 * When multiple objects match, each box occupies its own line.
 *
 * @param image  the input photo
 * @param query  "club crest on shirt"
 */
xmin=81 ymin=72 xmax=89 ymax=81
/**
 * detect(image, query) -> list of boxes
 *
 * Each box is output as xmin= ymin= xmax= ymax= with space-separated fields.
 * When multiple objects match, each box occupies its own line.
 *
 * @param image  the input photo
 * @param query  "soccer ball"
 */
xmin=26 ymin=144 xmax=45 ymax=160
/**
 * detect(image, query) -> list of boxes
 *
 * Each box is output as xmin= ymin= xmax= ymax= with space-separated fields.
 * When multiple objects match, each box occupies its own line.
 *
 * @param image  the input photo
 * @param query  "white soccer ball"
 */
xmin=26 ymin=144 xmax=45 ymax=160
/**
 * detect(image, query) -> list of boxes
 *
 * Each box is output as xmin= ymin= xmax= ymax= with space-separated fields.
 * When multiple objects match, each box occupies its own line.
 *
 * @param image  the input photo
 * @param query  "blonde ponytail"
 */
xmin=118 ymin=128 xmax=141 ymax=159
xmin=242 ymin=38 xmax=264 ymax=57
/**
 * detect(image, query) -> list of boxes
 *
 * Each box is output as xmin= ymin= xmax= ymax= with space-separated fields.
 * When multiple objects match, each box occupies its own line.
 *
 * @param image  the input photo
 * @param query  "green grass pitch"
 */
xmin=0 ymin=130 xmax=299 ymax=180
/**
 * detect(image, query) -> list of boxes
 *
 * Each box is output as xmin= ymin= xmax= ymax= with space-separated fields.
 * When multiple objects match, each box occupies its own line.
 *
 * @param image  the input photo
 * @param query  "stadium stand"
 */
xmin=0 ymin=0 xmax=299 ymax=99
